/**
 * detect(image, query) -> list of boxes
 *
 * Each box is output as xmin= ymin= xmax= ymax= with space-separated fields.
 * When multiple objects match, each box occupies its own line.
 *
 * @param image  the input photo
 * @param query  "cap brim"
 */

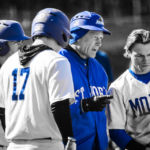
xmin=22 ymin=35 xmax=31 ymax=40
xmin=15 ymin=35 xmax=31 ymax=41
xmin=6 ymin=35 xmax=31 ymax=41
xmin=0 ymin=36 xmax=31 ymax=41
xmin=79 ymin=25 xmax=111 ymax=35
xmin=0 ymin=39 xmax=7 ymax=42
xmin=102 ymin=27 xmax=111 ymax=35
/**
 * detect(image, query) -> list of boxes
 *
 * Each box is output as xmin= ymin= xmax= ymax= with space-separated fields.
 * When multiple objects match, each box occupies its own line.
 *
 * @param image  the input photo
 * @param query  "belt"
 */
xmin=31 ymin=138 xmax=52 ymax=141
xmin=12 ymin=137 xmax=52 ymax=142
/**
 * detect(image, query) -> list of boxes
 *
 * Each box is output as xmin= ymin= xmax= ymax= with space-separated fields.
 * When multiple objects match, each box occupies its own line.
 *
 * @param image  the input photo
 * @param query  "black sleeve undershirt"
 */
xmin=0 ymin=108 xmax=5 ymax=131
xmin=51 ymin=99 xmax=74 ymax=145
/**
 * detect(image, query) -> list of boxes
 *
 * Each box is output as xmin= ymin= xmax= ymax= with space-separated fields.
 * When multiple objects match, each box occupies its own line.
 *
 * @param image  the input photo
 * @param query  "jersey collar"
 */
xmin=129 ymin=68 xmax=150 ymax=84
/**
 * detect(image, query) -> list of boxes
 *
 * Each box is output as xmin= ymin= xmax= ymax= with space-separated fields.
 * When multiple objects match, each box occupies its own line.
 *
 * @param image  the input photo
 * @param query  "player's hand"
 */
xmin=65 ymin=137 xmax=76 ymax=150
xmin=81 ymin=95 xmax=113 ymax=112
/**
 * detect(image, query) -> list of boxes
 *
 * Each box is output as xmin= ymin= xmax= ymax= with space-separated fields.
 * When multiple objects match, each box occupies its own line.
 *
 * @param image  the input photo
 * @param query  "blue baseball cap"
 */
xmin=0 ymin=20 xmax=30 ymax=41
xmin=0 ymin=20 xmax=30 ymax=56
xmin=70 ymin=11 xmax=110 ymax=35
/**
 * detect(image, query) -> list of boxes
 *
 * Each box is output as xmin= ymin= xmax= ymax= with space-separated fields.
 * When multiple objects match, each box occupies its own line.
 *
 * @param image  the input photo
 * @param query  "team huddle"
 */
xmin=0 ymin=7 xmax=150 ymax=150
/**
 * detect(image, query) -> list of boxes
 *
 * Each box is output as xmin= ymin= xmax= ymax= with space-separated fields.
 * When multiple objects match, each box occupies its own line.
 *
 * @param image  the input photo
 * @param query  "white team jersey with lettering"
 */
xmin=0 ymin=50 xmax=75 ymax=142
xmin=108 ymin=69 xmax=150 ymax=145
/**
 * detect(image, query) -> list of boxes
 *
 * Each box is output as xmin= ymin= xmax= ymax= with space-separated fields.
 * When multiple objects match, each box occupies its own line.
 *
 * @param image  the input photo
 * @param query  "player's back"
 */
xmin=0 ymin=49 xmax=68 ymax=141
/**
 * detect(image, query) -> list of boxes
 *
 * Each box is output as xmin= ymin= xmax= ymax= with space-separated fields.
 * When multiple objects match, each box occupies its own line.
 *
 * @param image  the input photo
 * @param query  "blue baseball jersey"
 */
xmin=59 ymin=48 xmax=108 ymax=150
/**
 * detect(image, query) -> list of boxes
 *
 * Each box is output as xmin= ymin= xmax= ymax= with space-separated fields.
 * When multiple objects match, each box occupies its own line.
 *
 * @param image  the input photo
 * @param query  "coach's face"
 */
xmin=130 ymin=42 xmax=150 ymax=74
xmin=76 ymin=30 xmax=103 ymax=59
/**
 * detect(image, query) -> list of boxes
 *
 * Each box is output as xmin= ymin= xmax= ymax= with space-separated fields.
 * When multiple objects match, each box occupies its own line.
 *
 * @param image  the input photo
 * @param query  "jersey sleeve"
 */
xmin=107 ymin=86 xmax=127 ymax=129
xmin=109 ymin=129 xmax=132 ymax=149
xmin=48 ymin=58 xmax=75 ymax=105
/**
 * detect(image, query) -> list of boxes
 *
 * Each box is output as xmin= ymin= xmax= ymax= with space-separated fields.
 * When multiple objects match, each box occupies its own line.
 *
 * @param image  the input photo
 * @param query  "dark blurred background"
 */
xmin=1 ymin=0 xmax=150 ymax=80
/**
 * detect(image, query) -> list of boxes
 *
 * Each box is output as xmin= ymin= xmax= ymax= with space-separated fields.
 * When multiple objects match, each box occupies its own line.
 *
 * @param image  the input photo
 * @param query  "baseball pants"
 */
xmin=7 ymin=139 xmax=64 ymax=150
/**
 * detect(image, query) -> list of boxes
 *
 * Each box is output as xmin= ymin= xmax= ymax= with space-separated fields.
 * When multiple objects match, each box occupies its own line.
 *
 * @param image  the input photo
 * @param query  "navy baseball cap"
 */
xmin=0 ymin=20 xmax=30 ymax=56
xmin=70 ymin=11 xmax=110 ymax=35
xmin=0 ymin=20 xmax=30 ymax=41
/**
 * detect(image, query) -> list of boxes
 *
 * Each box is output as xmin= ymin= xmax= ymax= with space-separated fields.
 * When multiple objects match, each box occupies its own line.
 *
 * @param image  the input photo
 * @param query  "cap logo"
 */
xmin=96 ymin=17 xmax=104 ymax=25
xmin=72 ymin=21 xmax=80 ymax=27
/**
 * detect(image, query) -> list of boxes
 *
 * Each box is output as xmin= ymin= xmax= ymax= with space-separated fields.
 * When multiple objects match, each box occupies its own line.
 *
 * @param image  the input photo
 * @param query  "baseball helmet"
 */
xmin=31 ymin=8 xmax=71 ymax=48
xmin=0 ymin=20 xmax=30 ymax=56
xmin=70 ymin=11 xmax=110 ymax=34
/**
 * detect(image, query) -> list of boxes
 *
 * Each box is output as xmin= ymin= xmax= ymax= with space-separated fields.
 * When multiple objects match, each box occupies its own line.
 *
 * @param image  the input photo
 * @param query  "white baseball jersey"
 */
xmin=0 ymin=50 xmax=75 ymax=142
xmin=0 ymin=67 xmax=8 ymax=147
xmin=107 ymin=69 xmax=150 ymax=145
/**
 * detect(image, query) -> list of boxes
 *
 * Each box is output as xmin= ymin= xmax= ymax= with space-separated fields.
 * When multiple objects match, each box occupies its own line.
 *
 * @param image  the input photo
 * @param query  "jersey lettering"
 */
xmin=90 ymin=86 xmax=99 ymax=96
xmin=12 ymin=67 xmax=30 ymax=101
xmin=90 ymin=86 xmax=107 ymax=96
xmin=75 ymin=87 xmax=85 ymax=99
xmin=129 ymin=95 xmax=150 ymax=118
xmin=75 ymin=86 xmax=106 ymax=100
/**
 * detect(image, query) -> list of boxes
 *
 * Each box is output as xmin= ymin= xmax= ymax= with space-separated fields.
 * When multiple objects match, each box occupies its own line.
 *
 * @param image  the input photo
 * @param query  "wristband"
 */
xmin=68 ymin=137 xmax=76 ymax=142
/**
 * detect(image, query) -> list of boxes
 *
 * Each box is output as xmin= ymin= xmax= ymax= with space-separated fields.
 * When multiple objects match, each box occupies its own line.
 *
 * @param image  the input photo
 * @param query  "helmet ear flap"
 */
xmin=0 ymin=41 xmax=10 ymax=56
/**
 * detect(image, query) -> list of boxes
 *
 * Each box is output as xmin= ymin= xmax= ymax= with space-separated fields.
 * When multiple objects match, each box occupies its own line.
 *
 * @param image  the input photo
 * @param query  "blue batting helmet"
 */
xmin=70 ymin=11 xmax=110 ymax=34
xmin=0 ymin=20 xmax=30 ymax=56
xmin=31 ymin=8 xmax=71 ymax=48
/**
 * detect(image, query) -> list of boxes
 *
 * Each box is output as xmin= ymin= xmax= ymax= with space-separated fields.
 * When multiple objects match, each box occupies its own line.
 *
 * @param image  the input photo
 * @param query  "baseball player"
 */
xmin=107 ymin=29 xmax=150 ymax=150
xmin=59 ymin=11 xmax=112 ymax=150
xmin=0 ymin=20 xmax=30 ymax=150
xmin=0 ymin=8 xmax=76 ymax=150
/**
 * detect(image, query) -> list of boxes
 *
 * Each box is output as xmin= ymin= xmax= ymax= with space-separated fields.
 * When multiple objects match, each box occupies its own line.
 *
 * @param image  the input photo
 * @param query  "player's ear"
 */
xmin=0 ymin=41 xmax=10 ymax=56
